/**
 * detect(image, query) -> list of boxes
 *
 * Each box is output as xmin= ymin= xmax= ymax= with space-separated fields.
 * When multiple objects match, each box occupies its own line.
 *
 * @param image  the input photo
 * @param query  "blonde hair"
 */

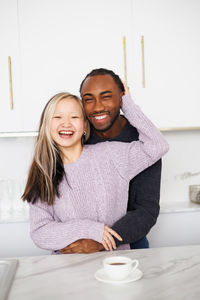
xmin=22 ymin=92 xmax=90 ymax=205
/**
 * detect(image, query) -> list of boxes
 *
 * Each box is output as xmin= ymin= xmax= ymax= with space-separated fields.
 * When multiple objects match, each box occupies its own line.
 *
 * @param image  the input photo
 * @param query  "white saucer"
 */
xmin=94 ymin=268 xmax=143 ymax=284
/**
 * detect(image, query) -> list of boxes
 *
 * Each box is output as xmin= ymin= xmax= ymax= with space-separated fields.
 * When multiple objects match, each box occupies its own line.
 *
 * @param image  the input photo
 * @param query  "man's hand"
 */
xmin=60 ymin=239 xmax=104 ymax=254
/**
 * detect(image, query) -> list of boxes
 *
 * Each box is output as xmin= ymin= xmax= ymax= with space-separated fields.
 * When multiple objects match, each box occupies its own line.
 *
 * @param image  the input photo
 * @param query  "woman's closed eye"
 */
xmin=53 ymin=116 xmax=61 ymax=119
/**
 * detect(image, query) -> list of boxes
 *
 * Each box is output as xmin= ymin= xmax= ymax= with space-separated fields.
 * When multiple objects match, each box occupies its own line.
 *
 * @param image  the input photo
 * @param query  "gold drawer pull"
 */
xmin=141 ymin=36 xmax=145 ymax=88
xmin=8 ymin=56 xmax=14 ymax=110
xmin=123 ymin=36 xmax=127 ymax=84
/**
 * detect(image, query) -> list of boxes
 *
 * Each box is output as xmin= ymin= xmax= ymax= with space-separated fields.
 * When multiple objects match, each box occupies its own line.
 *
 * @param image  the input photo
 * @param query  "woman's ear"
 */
xmin=84 ymin=120 xmax=87 ymax=132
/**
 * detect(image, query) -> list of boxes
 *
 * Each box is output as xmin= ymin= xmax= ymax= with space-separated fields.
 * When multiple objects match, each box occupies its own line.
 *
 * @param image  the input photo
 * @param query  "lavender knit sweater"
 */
xmin=29 ymin=94 xmax=169 ymax=252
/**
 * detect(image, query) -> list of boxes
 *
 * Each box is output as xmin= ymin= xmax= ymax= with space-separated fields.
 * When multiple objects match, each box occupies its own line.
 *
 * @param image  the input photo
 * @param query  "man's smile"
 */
xmin=89 ymin=111 xmax=111 ymax=122
xmin=89 ymin=113 xmax=111 ymax=125
xmin=94 ymin=115 xmax=107 ymax=120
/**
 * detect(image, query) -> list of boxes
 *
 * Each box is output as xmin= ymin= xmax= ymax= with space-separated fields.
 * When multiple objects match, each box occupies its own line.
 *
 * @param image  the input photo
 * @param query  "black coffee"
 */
xmin=109 ymin=262 xmax=126 ymax=265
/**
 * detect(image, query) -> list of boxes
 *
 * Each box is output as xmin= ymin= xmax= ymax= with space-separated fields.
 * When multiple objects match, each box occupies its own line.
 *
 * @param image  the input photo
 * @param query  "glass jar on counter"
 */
xmin=189 ymin=185 xmax=200 ymax=204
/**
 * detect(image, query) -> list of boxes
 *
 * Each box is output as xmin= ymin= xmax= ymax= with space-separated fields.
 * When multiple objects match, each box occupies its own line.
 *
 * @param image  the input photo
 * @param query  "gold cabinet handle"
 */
xmin=123 ymin=36 xmax=127 ymax=84
xmin=8 ymin=56 xmax=14 ymax=110
xmin=141 ymin=36 xmax=145 ymax=88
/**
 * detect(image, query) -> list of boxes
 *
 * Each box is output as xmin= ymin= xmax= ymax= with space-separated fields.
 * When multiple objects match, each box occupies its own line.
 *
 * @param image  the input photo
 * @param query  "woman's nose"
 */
xmin=62 ymin=117 xmax=71 ymax=126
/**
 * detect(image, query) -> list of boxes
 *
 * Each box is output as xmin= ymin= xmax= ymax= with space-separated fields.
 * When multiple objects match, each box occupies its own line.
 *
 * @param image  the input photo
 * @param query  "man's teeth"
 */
xmin=94 ymin=115 xmax=107 ymax=120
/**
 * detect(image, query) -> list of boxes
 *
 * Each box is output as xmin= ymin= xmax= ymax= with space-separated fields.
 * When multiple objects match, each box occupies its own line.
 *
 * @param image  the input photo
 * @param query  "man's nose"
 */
xmin=93 ymin=98 xmax=105 ymax=112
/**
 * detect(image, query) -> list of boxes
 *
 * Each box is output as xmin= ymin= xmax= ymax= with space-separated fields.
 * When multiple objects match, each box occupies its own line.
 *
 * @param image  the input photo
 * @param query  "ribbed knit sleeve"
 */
xmin=29 ymin=201 xmax=104 ymax=251
xmin=106 ymin=94 xmax=169 ymax=180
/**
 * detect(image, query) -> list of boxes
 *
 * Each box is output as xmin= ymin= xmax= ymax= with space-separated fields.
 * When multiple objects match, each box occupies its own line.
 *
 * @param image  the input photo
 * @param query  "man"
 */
xmin=60 ymin=68 xmax=161 ymax=253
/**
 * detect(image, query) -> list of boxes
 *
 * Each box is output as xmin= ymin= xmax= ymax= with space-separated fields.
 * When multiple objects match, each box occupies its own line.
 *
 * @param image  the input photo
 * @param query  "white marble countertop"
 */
xmin=7 ymin=245 xmax=200 ymax=300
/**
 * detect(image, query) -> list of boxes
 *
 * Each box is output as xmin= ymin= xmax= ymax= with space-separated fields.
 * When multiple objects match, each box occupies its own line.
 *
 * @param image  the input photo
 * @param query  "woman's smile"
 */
xmin=58 ymin=130 xmax=75 ymax=138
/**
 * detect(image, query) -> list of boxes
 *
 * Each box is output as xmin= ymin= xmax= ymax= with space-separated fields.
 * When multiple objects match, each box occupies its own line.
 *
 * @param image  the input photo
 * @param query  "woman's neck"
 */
xmin=61 ymin=143 xmax=83 ymax=164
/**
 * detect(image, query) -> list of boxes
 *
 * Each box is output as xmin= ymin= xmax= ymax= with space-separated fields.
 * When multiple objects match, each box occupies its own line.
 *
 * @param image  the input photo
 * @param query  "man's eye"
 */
xmin=84 ymin=98 xmax=94 ymax=102
xmin=103 ymin=95 xmax=111 ymax=99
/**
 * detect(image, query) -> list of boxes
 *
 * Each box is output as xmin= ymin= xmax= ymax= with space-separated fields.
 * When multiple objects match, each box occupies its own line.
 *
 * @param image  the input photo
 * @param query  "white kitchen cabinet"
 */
xmin=0 ymin=0 xmax=22 ymax=132
xmin=0 ymin=222 xmax=49 ymax=257
xmin=18 ymin=0 xmax=133 ymax=131
xmin=147 ymin=210 xmax=200 ymax=248
xmin=1 ymin=0 xmax=132 ymax=133
xmin=1 ymin=0 xmax=199 ymax=132
xmin=131 ymin=0 xmax=200 ymax=128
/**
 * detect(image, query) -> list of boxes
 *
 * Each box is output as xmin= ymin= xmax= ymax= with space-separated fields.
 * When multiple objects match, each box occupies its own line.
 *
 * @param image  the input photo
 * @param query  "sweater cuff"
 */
xmin=81 ymin=220 xmax=104 ymax=243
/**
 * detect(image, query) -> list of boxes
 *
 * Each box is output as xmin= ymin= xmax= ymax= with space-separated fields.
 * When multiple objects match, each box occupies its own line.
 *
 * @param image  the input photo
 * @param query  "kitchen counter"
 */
xmin=7 ymin=245 xmax=200 ymax=300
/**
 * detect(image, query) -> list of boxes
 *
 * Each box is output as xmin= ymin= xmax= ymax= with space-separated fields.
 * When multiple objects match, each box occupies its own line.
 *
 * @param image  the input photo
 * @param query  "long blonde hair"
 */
xmin=22 ymin=92 xmax=90 ymax=205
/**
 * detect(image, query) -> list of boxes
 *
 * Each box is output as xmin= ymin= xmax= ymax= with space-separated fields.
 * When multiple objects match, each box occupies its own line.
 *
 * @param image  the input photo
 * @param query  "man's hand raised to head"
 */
xmin=60 ymin=239 xmax=104 ymax=254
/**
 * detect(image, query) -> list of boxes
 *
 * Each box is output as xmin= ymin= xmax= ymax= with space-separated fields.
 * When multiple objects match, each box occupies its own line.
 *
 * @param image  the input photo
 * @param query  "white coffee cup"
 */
xmin=103 ymin=256 xmax=139 ymax=281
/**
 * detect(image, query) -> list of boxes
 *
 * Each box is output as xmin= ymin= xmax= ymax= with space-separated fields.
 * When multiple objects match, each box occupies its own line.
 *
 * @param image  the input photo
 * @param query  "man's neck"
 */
xmin=93 ymin=115 xmax=127 ymax=139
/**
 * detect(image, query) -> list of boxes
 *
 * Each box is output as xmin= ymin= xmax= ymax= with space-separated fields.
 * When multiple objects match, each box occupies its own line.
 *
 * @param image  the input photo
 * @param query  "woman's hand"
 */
xmin=102 ymin=225 xmax=123 ymax=251
xmin=122 ymin=80 xmax=130 ymax=95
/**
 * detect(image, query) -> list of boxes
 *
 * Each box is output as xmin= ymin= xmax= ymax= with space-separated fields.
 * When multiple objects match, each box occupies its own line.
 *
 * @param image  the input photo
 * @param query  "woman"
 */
xmin=22 ymin=87 xmax=169 ymax=253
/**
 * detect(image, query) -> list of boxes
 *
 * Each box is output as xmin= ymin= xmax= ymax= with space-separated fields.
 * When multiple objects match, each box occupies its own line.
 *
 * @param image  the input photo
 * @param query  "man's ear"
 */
xmin=119 ymin=91 xmax=124 ymax=108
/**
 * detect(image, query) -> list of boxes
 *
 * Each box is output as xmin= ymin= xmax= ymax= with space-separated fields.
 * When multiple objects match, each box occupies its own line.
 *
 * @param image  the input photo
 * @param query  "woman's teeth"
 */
xmin=59 ymin=131 xmax=73 ymax=136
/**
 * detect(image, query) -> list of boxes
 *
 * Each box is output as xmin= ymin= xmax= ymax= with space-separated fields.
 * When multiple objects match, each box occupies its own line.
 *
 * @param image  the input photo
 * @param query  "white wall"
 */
xmin=0 ymin=137 xmax=35 ymax=180
xmin=147 ymin=210 xmax=200 ymax=248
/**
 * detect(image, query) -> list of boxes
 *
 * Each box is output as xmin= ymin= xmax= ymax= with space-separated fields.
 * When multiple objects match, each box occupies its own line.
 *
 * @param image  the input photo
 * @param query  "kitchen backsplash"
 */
xmin=0 ymin=130 xmax=200 ymax=221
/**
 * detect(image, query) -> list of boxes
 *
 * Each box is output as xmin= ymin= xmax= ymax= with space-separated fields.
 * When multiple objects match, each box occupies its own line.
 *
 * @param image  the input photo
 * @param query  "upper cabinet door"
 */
xmin=18 ymin=0 xmax=133 ymax=131
xmin=131 ymin=0 xmax=200 ymax=128
xmin=0 ymin=0 xmax=22 ymax=132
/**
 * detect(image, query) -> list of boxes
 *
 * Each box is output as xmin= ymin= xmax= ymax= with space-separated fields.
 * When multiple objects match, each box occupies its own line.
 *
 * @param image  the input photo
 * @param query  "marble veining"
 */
xmin=6 ymin=245 xmax=200 ymax=300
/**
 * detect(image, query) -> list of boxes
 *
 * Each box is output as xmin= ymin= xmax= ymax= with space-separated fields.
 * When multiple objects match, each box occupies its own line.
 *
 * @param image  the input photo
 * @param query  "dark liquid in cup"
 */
xmin=109 ymin=263 xmax=126 ymax=265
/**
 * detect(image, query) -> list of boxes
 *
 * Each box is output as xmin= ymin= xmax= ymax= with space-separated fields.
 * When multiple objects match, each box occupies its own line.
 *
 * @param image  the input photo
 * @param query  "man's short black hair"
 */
xmin=79 ymin=68 xmax=125 ymax=94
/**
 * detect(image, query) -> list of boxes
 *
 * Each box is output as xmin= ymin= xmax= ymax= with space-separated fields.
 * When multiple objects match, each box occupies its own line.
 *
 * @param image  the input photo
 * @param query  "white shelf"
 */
xmin=0 ymin=132 xmax=38 ymax=138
